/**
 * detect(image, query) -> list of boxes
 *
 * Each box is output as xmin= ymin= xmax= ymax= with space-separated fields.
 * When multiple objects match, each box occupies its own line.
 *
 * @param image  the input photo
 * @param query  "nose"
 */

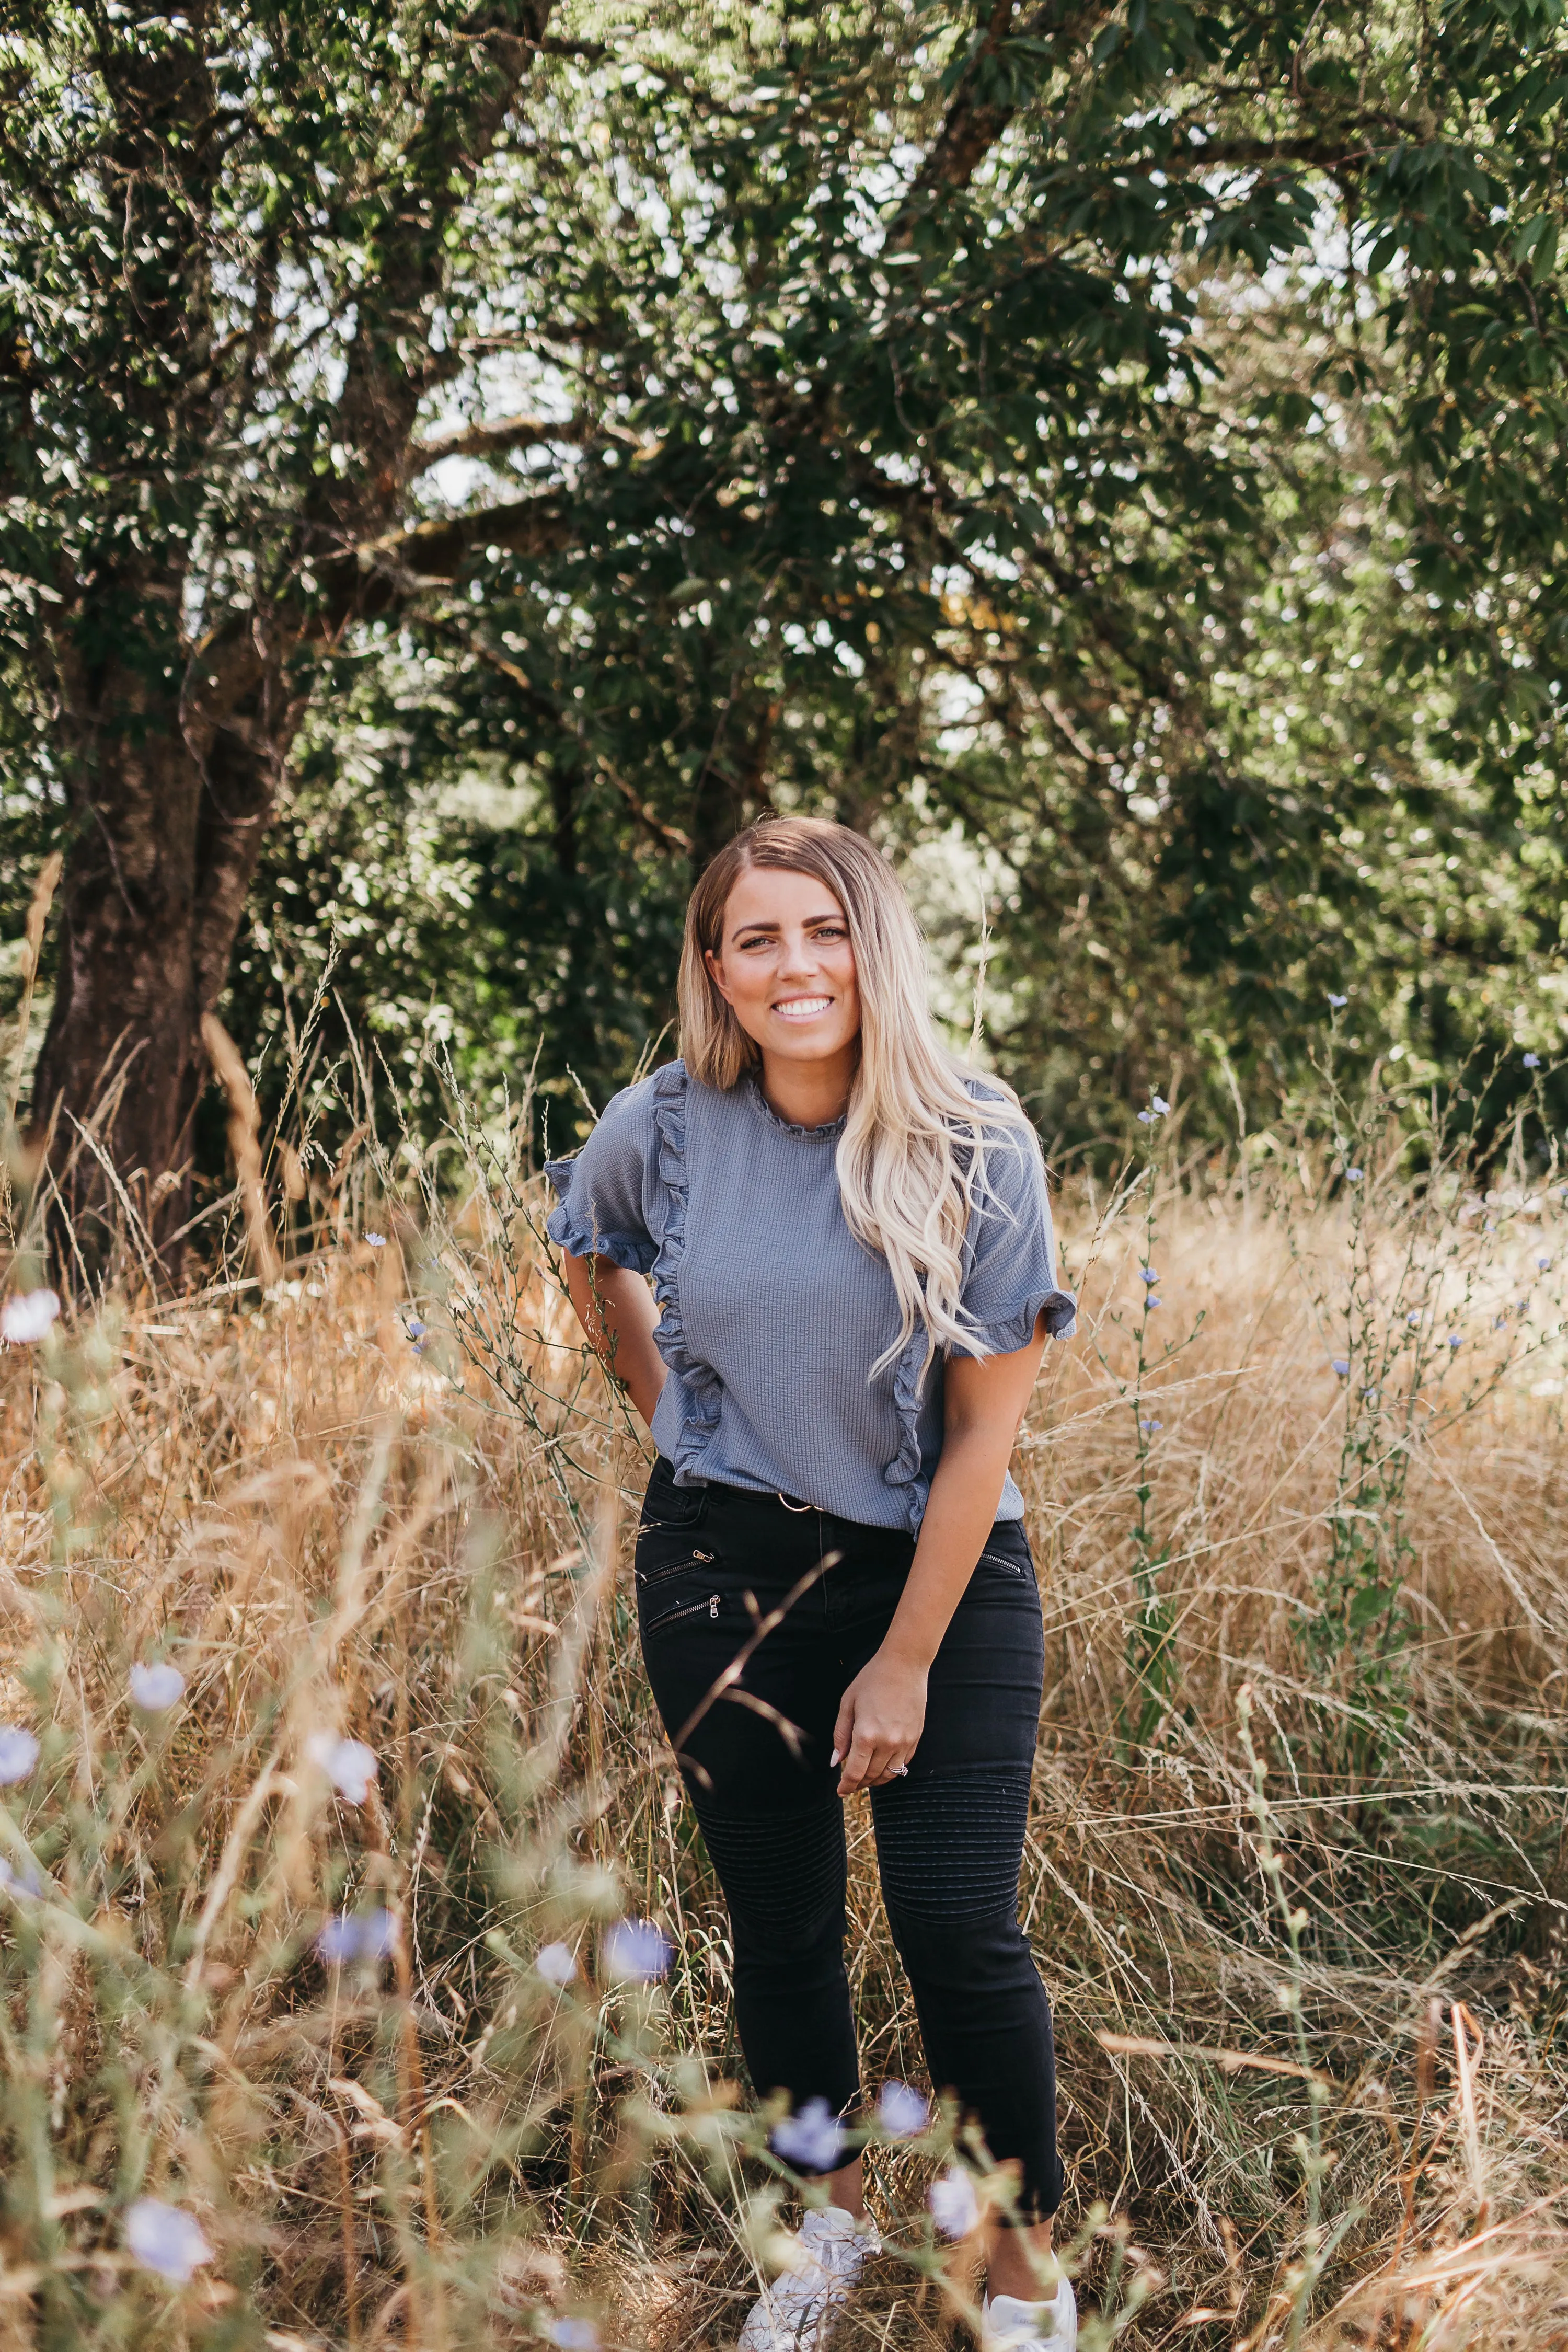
xmin=776 ymin=927 xmax=821 ymax=981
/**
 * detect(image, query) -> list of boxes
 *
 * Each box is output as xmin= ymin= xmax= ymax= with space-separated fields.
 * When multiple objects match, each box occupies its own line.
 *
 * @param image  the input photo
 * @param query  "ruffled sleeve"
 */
xmin=953 ymin=1123 xmax=1077 ymax=1355
xmin=543 ymin=1080 xmax=661 ymax=1273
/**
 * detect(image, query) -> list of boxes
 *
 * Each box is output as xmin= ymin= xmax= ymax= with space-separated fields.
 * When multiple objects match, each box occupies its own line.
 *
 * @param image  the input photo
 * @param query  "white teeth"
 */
xmin=774 ymin=997 xmax=832 ymax=1019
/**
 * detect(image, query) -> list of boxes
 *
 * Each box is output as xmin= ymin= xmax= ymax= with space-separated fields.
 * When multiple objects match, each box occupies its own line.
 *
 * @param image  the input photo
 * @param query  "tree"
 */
xmin=4 ymin=0 xmax=1566 ymax=1251
xmin=1 ymin=0 xmax=567 ymax=1255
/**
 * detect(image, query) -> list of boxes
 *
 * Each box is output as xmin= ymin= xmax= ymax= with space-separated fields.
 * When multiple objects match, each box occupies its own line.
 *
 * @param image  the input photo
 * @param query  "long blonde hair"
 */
xmin=677 ymin=816 xmax=1038 ymax=1371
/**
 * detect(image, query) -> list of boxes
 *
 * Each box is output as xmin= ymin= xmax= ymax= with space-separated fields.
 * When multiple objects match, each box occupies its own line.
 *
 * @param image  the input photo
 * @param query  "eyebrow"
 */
xmin=729 ymin=908 xmax=846 ymax=938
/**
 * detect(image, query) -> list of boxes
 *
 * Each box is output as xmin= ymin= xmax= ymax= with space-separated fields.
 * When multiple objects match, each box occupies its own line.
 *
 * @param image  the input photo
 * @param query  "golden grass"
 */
xmin=1 ymin=1155 xmax=1566 ymax=2350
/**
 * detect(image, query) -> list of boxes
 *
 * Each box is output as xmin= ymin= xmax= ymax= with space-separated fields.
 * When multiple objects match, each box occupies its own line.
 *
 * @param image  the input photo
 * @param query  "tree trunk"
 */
xmin=31 ymin=602 xmax=283 ymax=1276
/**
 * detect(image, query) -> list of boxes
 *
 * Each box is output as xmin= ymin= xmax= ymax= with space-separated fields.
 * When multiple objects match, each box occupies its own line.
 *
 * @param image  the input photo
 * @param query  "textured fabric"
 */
xmin=545 ymin=1059 xmax=1075 ymax=1532
xmin=633 ymin=1466 xmax=1065 ymax=2219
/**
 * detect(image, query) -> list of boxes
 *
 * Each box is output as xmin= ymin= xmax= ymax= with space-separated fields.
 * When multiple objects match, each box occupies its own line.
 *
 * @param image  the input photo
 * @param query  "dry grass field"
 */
xmin=2 ymin=1109 xmax=1567 ymax=2351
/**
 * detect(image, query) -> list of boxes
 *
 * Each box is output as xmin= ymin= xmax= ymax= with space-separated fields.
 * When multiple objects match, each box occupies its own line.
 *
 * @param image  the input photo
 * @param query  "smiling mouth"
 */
xmin=773 ymin=995 xmax=833 ymax=1020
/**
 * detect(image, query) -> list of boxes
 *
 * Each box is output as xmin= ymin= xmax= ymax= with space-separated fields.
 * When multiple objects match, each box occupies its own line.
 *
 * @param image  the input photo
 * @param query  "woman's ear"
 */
xmin=704 ymin=947 xmax=735 ymax=1008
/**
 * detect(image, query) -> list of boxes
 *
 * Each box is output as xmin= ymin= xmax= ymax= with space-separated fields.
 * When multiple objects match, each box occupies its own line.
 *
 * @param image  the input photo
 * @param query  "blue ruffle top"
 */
xmin=544 ymin=1060 xmax=1075 ymax=1532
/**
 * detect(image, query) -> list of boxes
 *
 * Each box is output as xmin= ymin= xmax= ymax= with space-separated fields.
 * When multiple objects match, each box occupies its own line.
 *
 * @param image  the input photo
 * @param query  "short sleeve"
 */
xmin=954 ymin=1125 xmax=1077 ymax=1355
xmin=543 ymin=1080 xmax=660 ymax=1274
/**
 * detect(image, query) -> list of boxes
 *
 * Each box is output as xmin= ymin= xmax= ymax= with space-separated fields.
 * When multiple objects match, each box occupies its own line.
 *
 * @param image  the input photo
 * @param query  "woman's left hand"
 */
xmin=831 ymin=1649 xmax=929 ymax=1795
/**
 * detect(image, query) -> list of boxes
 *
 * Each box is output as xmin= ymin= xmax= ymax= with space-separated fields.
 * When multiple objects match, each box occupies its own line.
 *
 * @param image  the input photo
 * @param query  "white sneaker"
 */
xmin=982 ymin=2279 xmax=1078 ymax=2348
xmin=737 ymin=2207 xmax=880 ymax=2350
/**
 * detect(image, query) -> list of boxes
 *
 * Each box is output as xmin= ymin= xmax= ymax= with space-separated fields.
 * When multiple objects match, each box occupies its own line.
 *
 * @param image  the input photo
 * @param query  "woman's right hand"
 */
xmin=831 ymin=1646 xmax=929 ymax=1794
xmin=561 ymin=1252 xmax=667 ymax=1425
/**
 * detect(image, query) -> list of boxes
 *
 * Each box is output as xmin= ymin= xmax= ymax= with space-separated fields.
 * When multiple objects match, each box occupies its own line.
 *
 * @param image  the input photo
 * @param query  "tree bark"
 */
xmin=33 ymin=605 xmax=215 ymax=1265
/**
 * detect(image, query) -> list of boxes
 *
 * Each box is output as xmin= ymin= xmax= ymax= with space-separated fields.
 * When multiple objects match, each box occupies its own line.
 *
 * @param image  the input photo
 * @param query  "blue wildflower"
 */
xmin=1140 ymin=1268 xmax=1159 ymax=1285
xmin=1447 ymin=1334 xmax=1462 ymax=1350
xmin=1328 ymin=993 xmax=1347 ymax=1009
xmin=0 ymin=1727 xmax=39 ymax=1786
xmin=1331 ymin=1358 xmax=1351 ymax=1377
xmin=125 ymin=2199 xmax=214 ymax=2284
xmin=365 ymin=1231 xmax=387 ymax=1248
xmin=878 ymin=2080 xmax=930 ymax=2138
xmin=773 ymin=2097 xmax=845 ymax=2172
xmin=928 ymin=2167 xmax=981 ymax=2240
xmin=603 ymin=1918 xmax=672 ymax=1984
xmin=1139 ymin=1417 xmax=1163 ymax=1434
xmin=316 ymin=1909 xmax=398 ymax=1968
xmin=1345 ymin=1167 xmax=1363 ymax=1183
xmin=130 ymin=1662 xmax=185 ymax=1711
xmin=1524 ymin=1054 xmax=1541 ymax=1070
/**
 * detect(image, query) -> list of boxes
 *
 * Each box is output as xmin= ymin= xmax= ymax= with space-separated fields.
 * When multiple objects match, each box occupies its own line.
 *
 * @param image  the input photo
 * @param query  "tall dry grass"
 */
xmin=1 ymin=1100 xmax=1567 ymax=2350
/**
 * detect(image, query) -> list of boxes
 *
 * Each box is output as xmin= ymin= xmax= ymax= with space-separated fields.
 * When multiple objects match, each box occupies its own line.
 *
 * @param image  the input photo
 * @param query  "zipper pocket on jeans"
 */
xmin=644 ymin=1590 xmax=721 ymax=1633
xmin=638 ymin=1546 xmax=716 ymax=1588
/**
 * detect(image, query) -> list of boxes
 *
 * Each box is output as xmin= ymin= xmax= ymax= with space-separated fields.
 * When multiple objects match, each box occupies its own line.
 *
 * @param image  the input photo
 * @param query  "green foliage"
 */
xmin=3 ymin=1 xmax=1568 ymax=1163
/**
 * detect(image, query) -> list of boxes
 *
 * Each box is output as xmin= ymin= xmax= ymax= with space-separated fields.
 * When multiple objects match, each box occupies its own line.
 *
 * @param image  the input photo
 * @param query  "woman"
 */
xmin=546 ymin=818 xmax=1077 ymax=2351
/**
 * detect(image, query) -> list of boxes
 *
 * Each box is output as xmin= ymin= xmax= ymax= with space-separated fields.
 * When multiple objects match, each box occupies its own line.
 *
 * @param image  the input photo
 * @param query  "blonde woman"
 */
xmin=547 ymin=818 xmax=1077 ymax=2351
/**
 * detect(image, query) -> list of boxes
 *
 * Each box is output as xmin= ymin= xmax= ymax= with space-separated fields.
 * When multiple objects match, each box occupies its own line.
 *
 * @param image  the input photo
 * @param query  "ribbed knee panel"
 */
xmin=871 ymin=1766 xmax=1032 ymax=1924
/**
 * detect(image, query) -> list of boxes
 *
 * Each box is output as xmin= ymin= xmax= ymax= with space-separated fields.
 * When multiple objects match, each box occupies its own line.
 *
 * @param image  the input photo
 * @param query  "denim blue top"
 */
xmin=544 ymin=1060 xmax=1076 ymax=1532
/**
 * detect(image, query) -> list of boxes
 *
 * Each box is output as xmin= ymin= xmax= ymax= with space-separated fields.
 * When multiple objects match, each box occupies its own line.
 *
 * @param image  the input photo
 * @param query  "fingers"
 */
xmin=837 ymin=1735 xmax=908 ymax=1796
xmin=830 ymin=1693 xmax=856 ymax=1772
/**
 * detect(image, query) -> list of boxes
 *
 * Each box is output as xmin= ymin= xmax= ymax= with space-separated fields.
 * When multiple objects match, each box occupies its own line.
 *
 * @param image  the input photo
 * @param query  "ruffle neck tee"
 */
xmin=544 ymin=1060 xmax=1075 ymax=1532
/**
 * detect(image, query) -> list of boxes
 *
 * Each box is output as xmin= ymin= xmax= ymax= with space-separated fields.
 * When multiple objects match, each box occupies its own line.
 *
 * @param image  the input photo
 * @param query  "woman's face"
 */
xmin=705 ymin=866 xmax=862 ymax=1071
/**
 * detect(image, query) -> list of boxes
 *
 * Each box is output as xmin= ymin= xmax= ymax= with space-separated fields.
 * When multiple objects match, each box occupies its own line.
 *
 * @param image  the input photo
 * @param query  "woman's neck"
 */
xmin=755 ymin=1043 xmax=858 ymax=1131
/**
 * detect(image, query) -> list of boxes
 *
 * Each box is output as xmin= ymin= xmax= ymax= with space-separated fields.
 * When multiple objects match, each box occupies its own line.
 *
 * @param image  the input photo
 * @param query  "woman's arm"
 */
xmin=561 ymin=1251 xmax=667 ymax=1428
xmin=831 ymin=1323 xmax=1048 ymax=1796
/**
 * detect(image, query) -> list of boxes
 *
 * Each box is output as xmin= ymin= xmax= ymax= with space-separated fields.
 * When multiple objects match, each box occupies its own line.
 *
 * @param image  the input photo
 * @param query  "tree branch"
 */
xmin=340 ymin=492 xmax=574 ymax=620
xmin=894 ymin=0 xmax=1113 ymax=225
xmin=405 ymin=412 xmax=584 ymax=472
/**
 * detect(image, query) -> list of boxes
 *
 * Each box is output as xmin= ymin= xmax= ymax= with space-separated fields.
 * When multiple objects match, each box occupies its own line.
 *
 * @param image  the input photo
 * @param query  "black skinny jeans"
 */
xmin=635 ymin=1459 xmax=1064 ymax=2220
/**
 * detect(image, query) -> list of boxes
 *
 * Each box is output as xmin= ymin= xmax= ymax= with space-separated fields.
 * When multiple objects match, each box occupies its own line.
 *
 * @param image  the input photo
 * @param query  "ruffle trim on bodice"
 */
xmin=648 ymin=1064 xmax=725 ymax=1485
xmin=885 ymin=1328 xmax=932 ymax=1532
